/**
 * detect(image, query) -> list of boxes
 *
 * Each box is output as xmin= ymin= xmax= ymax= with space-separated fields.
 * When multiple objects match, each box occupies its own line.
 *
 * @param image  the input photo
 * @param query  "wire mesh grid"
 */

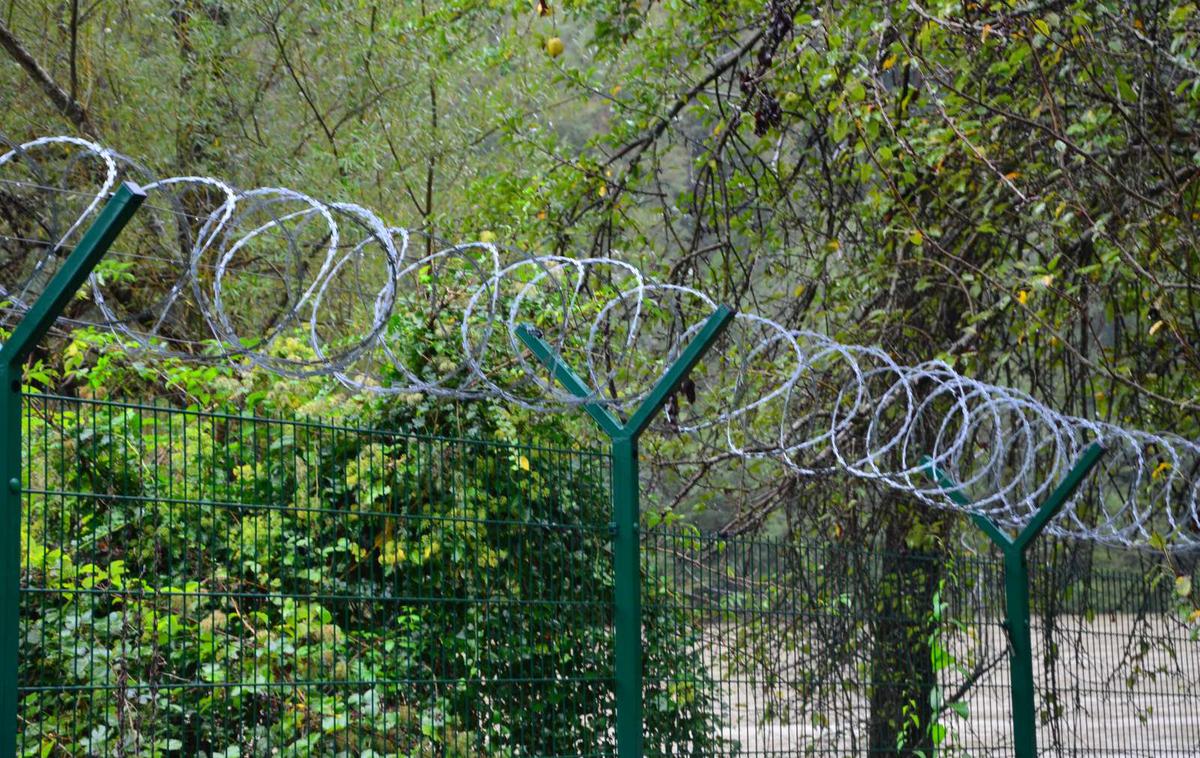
xmin=17 ymin=393 xmax=615 ymax=757
xmin=643 ymin=530 xmax=1200 ymax=757
xmin=13 ymin=391 xmax=1200 ymax=757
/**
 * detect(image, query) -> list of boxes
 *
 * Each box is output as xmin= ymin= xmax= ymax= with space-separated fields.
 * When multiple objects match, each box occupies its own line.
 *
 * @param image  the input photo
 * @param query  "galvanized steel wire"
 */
xmin=2 ymin=135 xmax=1198 ymax=550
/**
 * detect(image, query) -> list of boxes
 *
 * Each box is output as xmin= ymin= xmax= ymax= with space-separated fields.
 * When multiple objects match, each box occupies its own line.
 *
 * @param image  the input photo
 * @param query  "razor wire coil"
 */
xmin=2 ymin=135 xmax=1198 ymax=550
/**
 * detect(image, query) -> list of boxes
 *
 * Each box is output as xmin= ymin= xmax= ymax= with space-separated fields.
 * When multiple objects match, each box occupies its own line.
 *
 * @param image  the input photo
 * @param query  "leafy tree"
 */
xmin=5 ymin=0 xmax=1200 ymax=752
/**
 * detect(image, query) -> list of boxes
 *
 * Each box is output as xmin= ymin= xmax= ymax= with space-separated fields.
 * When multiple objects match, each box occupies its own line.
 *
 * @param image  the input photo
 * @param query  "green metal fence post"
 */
xmin=516 ymin=305 xmax=734 ymax=758
xmin=610 ymin=433 xmax=642 ymax=755
xmin=923 ymin=442 xmax=1105 ymax=758
xmin=0 ymin=182 xmax=145 ymax=757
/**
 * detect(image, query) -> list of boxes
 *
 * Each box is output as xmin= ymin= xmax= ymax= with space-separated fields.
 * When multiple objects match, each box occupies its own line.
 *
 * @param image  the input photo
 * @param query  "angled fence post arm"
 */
xmin=922 ymin=455 xmax=1014 ymax=548
xmin=1012 ymin=443 xmax=1106 ymax=552
xmin=625 ymin=305 xmax=735 ymax=438
xmin=922 ymin=443 xmax=1106 ymax=758
xmin=0 ymin=183 xmax=147 ymax=367
xmin=0 ymin=182 xmax=145 ymax=758
xmin=513 ymin=324 xmax=623 ymax=437
xmin=517 ymin=305 xmax=733 ymax=758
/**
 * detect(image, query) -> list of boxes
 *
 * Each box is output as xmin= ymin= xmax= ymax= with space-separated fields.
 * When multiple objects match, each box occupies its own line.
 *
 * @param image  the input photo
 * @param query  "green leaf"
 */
xmin=1168 ymin=4 xmax=1195 ymax=26
xmin=930 ymin=723 xmax=947 ymax=745
xmin=931 ymin=640 xmax=954 ymax=672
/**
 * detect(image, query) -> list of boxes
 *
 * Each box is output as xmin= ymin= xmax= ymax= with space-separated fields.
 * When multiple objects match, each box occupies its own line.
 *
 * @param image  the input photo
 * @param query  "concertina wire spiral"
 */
xmin=1 ymin=136 xmax=1197 ymax=551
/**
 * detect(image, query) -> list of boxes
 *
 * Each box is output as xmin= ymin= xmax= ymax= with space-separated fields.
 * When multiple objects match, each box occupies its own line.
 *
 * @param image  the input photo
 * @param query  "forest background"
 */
xmin=5 ymin=0 xmax=1200 ymax=544
xmin=2 ymin=2 xmax=1200 ymax=753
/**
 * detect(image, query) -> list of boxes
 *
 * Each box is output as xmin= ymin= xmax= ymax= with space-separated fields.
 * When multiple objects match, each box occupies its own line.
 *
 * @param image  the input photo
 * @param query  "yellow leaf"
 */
xmin=882 ymin=54 xmax=897 ymax=70
xmin=793 ymin=284 xmax=805 ymax=298
xmin=1033 ymin=18 xmax=1051 ymax=37
xmin=598 ymin=184 xmax=607 ymax=197
xmin=1177 ymin=575 xmax=1193 ymax=598
xmin=908 ymin=230 xmax=924 ymax=245
xmin=379 ymin=540 xmax=406 ymax=567
xmin=479 ymin=230 xmax=496 ymax=243
xmin=1153 ymin=461 xmax=1172 ymax=480
xmin=981 ymin=24 xmax=992 ymax=40
xmin=1149 ymin=319 xmax=1164 ymax=335
xmin=826 ymin=239 xmax=841 ymax=252
xmin=518 ymin=455 xmax=531 ymax=471
xmin=1016 ymin=290 xmax=1029 ymax=305
xmin=1004 ymin=171 xmax=1021 ymax=181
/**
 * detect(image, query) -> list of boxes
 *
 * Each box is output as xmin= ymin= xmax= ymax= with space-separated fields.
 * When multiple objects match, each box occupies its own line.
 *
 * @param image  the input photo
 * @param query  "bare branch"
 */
xmin=0 ymin=17 xmax=96 ymax=136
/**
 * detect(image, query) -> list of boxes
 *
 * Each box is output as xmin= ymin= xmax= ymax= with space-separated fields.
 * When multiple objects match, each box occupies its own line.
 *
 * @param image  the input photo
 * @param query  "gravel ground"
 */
xmin=701 ymin=614 xmax=1200 ymax=757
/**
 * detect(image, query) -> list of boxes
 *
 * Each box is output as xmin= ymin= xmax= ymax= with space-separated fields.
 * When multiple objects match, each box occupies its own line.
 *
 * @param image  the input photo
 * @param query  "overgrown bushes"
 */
xmin=18 ymin=381 xmax=728 ymax=756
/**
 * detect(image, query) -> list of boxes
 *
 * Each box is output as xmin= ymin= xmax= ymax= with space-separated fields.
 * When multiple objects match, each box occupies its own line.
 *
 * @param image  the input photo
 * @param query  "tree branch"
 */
xmin=0 ymin=18 xmax=96 ymax=136
xmin=605 ymin=26 xmax=766 ymax=169
xmin=266 ymin=16 xmax=340 ymax=167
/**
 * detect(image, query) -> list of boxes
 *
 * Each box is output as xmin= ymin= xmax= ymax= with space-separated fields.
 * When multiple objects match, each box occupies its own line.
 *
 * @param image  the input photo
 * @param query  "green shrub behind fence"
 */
xmin=18 ymin=393 xmax=631 ymax=757
xmin=12 ymin=393 xmax=1200 ymax=756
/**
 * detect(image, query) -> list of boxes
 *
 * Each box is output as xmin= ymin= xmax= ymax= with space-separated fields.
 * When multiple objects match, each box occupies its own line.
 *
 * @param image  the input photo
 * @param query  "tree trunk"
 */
xmin=867 ymin=514 xmax=941 ymax=756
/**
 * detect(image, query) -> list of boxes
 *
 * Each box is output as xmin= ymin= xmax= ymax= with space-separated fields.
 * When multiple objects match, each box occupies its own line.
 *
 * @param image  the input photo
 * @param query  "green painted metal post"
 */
xmin=610 ymin=434 xmax=642 ymax=755
xmin=516 ymin=305 xmax=734 ymax=758
xmin=923 ymin=442 xmax=1105 ymax=758
xmin=0 ymin=182 xmax=145 ymax=757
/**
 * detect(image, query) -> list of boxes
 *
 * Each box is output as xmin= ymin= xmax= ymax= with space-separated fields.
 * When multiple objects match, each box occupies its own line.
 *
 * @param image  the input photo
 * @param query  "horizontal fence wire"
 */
xmin=15 ymin=392 xmax=1200 ymax=757
xmin=643 ymin=529 xmax=1200 ymax=757
xmin=18 ymin=393 xmax=615 ymax=757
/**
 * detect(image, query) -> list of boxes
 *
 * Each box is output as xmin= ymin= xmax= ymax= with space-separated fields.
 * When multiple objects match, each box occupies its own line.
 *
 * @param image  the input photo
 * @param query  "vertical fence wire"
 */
xmin=11 ymin=392 xmax=1200 ymax=757
xmin=642 ymin=529 xmax=1200 ymax=757
xmin=17 ymin=393 xmax=615 ymax=757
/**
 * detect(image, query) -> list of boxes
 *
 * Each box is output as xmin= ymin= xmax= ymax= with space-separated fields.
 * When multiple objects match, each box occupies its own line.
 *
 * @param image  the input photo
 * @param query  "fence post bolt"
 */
xmin=923 ymin=442 xmax=1105 ymax=758
xmin=517 ymin=305 xmax=734 ymax=758
xmin=0 ymin=182 xmax=145 ymax=758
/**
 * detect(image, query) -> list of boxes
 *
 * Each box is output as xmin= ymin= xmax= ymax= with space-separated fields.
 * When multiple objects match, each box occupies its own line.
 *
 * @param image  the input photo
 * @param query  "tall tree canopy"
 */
xmin=3 ymin=0 xmax=1199 ymax=535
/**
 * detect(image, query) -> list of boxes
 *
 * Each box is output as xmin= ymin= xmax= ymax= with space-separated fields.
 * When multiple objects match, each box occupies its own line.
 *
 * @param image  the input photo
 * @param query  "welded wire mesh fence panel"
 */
xmin=643 ymin=529 xmax=1200 ymax=757
xmin=17 ymin=393 xmax=615 ymax=758
xmin=14 ymin=390 xmax=1200 ymax=758
xmin=1025 ymin=544 xmax=1200 ymax=757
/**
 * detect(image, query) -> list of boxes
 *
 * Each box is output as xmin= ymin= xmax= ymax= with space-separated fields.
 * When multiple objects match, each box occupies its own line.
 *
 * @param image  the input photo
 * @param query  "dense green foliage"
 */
xmin=18 ymin=346 xmax=728 ymax=756
xmin=5 ymin=0 xmax=1197 ymax=539
xmin=4 ymin=0 xmax=1200 ymax=753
